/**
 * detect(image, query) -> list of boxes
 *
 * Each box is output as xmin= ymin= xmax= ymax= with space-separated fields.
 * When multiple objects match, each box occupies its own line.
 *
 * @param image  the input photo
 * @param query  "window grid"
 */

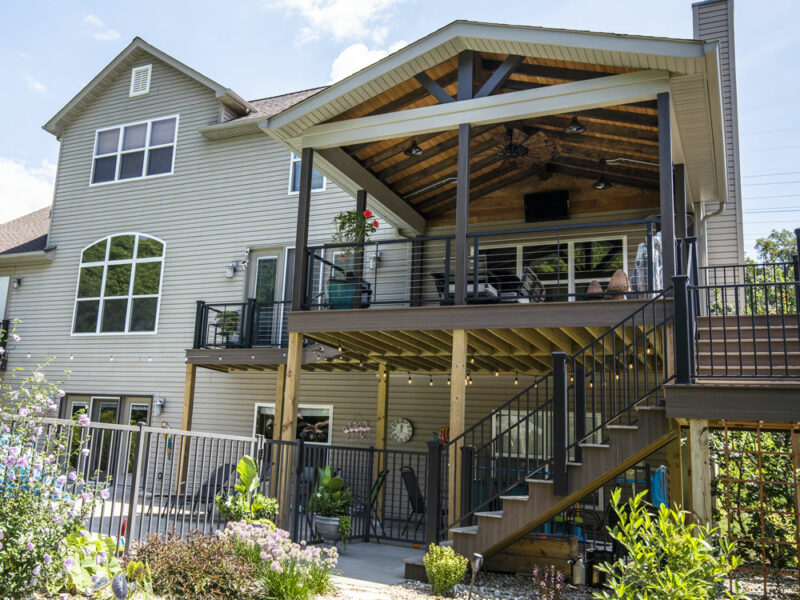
xmin=72 ymin=233 xmax=165 ymax=335
xmin=90 ymin=115 xmax=179 ymax=185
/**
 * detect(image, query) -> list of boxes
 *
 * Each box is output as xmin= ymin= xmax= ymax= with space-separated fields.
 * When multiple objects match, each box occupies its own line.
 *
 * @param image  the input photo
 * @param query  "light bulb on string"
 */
xmin=428 ymin=375 xmax=434 ymax=387
xmin=408 ymin=372 xmax=412 ymax=385
xmin=514 ymin=372 xmax=519 ymax=386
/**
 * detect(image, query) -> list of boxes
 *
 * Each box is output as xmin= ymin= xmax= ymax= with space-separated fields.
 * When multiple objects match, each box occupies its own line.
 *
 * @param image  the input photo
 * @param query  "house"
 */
xmin=2 ymin=0 xmax=797 ymax=571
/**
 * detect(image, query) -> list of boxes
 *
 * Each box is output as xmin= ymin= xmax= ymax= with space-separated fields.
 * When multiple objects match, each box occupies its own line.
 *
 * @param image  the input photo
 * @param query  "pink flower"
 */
xmin=363 ymin=209 xmax=373 ymax=219
xmin=11 ymin=333 xmax=20 ymax=342
xmin=77 ymin=414 xmax=90 ymax=427
xmin=372 ymin=220 xmax=379 ymax=228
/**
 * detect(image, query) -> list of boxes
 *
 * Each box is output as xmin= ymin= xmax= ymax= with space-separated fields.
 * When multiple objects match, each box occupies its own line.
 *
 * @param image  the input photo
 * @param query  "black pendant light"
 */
xmin=593 ymin=159 xmax=613 ymax=190
xmin=403 ymin=140 xmax=424 ymax=157
xmin=564 ymin=115 xmax=586 ymax=134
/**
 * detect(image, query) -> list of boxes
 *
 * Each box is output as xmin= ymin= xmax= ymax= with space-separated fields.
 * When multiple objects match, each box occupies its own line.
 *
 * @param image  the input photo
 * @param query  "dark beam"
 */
xmin=532 ymin=115 xmax=659 ymax=143
xmin=457 ymin=50 xmax=475 ymax=101
xmin=316 ymin=147 xmax=426 ymax=234
xmin=476 ymin=55 xmax=524 ymax=98
xmin=387 ymin=138 xmax=497 ymax=188
xmin=367 ymin=71 xmax=458 ymax=117
xmin=551 ymin=155 xmax=659 ymax=181
xmin=674 ymin=163 xmax=687 ymax=240
xmin=658 ymin=92 xmax=675 ymax=283
xmin=414 ymin=72 xmax=455 ymax=104
xmin=454 ymin=123 xmax=470 ymax=305
xmin=353 ymin=131 xmax=443 ymax=169
xmin=292 ymin=147 xmax=313 ymax=311
xmin=354 ymin=189 xmax=367 ymax=281
xmin=557 ymin=136 xmax=659 ymax=162
xmin=481 ymin=58 xmax=621 ymax=83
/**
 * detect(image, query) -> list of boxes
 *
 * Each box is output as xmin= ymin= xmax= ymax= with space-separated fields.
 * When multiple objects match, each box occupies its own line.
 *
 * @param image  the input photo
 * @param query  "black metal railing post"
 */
xmin=193 ymin=301 xmax=206 ymax=349
xmin=243 ymin=298 xmax=257 ymax=347
xmin=425 ymin=441 xmax=442 ymax=545
xmin=573 ymin=364 xmax=585 ymax=464
xmin=459 ymin=445 xmax=474 ymax=525
xmin=124 ymin=423 xmax=146 ymax=554
xmin=364 ymin=446 xmax=375 ymax=542
xmin=552 ymin=352 xmax=569 ymax=496
xmin=444 ymin=238 xmax=452 ymax=304
xmin=672 ymin=274 xmax=692 ymax=384
xmin=646 ymin=221 xmax=655 ymax=291
xmin=291 ymin=439 xmax=305 ymax=541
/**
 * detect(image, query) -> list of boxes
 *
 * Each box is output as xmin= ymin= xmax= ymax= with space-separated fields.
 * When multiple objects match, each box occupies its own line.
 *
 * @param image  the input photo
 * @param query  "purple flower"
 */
xmin=43 ymin=553 xmax=51 ymax=564
xmin=96 ymin=551 xmax=107 ymax=564
xmin=18 ymin=408 xmax=28 ymax=417
xmin=270 ymin=560 xmax=283 ymax=573
xmin=67 ymin=471 xmax=77 ymax=481
xmin=77 ymin=414 xmax=90 ymax=427
xmin=80 ymin=491 xmax=94 ymax=502
xmin=11 ymin=333 xmax=20 ymax=342
xmin=57 ymin=475 xmax=67 ymax=487
xmin=0 ymin=530 xmax=4 ymax=540
xmin=26 ymin=541 xmax=34 ymax=551
xmin=58 ymin=389 xmax=66 ymax=397
xmin=80 ymin=448 xmax=90 ymax=457
xmin=63 ymin=557 xmax=75 ymax=571
xmin=33 ymin=565 xmax=41 ymax=576
xmin=100 ymin=489 xmax=110 ymax=500
xmin=33 ymin=371 xmax=44 ymax=382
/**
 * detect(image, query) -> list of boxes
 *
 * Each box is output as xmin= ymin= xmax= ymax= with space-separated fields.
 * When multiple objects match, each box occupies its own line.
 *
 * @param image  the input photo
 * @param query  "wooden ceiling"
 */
xmin=334 ymin=52 xmax=661 ymax=220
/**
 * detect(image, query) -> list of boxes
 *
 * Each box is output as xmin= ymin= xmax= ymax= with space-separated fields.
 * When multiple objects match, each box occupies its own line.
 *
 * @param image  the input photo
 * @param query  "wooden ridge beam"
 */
xmin=481 ymin=58 xmax=626 ymax=84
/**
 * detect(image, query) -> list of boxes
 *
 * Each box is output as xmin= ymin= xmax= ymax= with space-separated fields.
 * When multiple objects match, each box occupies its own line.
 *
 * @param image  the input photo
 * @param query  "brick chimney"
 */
xmin=692 ymin=0 xmax=744 ymax=264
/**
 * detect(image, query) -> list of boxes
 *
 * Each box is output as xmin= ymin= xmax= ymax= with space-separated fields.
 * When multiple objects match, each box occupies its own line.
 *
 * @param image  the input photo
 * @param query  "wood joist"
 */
xmin=332 ymin=51 xmax=660 ymax=220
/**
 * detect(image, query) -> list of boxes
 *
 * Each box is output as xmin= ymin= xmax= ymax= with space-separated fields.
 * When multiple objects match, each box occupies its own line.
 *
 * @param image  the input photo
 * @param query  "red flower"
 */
xmin=372 ymin=220 xmax=380 ymax=228
xmin=363 ymin=209 xmax=373 ymax=219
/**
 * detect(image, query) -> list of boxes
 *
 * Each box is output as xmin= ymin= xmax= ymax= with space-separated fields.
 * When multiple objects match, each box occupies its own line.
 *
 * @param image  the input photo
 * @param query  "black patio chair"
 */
xmin=352 ymin=469 xmax=389 ymax=541
xmin=400 ymin=466 xmax=426 ymax=535
xmin=163 ymin=462 xmax=236 ymax=518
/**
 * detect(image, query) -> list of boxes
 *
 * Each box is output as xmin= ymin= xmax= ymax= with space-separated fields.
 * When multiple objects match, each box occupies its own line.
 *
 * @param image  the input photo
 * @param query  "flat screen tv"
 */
xmin=524 ymin=190 xmax=570 ymax=222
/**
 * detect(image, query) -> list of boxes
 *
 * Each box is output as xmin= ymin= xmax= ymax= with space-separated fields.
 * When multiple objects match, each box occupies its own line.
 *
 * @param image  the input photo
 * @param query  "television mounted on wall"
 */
xmin=523 ymin=190 xmax=570 ymax=222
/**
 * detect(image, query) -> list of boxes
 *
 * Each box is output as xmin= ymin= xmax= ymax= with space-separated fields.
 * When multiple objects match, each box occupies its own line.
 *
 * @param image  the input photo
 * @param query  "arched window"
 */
xmin=72 ymin=233 xmax=165 ymax=334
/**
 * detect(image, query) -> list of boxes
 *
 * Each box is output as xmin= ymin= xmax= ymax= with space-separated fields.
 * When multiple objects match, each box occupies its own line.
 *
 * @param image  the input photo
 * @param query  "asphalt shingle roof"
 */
xmin=0 ymin=207 xmax=50 ymax=255
xmin=241 ymin=87 xmax=328 ymax=121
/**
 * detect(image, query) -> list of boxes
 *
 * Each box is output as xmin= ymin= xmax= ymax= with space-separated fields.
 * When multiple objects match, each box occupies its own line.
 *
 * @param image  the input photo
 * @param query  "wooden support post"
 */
xmin=277 ymin=333 xmax=303 ymax=529
xmin=270 ymin=364 xmax=287 ymax=495
xmin=666 ymin=420 xmax=684 ymax=509
xmin=292 ymin=148 xmax=314 ymax=311
xmin=449 ymin=329 xmax=468 ymax=525
xmin=454 ymin=124 xmax=470 ymax=305
xmin=657 ymin=92 xmax=676 ymax=283
xmin=375 ymin=363 xmax=390 ymax=500
xmin=177 ymin=364 xmax=197 ymax=487
xmin=688 ymin=419 xmax=712 ymax=525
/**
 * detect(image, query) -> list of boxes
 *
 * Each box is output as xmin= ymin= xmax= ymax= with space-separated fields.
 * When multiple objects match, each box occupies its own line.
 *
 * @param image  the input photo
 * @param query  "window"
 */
xmin=91 ymin=115 xmax=178 ymax=184
xmin=129 ymin=65 xmax=152 ymax=97
xmin=288 ymin=153 xmax=325 ymax=193
xmin=72 ymin=233 xmax=165 ymax=334
xmin=482 ymin=237 xmax=626 ymax=302
xmin=254 ymin=403 xmax=332 ymax=444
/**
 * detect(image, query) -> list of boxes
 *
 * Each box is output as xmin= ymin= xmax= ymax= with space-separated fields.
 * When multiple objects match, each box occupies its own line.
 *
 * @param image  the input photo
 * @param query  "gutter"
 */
xmin=0 ymin=246 xmax=56 ymax=263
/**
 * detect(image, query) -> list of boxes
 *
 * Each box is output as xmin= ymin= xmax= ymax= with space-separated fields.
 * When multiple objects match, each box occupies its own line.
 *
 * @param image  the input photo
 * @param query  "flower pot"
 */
xmin=314 ymin=514 xmax=341 ymax=544
xmin=327 ymin=279 xmax=359 ymax=310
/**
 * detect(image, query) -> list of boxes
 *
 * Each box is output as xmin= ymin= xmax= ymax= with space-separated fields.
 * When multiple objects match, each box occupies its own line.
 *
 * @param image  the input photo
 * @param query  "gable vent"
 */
xmin=129 ymin=65 xmax=152 ymax=97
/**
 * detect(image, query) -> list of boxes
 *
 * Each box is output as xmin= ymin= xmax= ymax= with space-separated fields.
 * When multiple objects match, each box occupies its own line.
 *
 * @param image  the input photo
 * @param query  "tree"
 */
xmin=752 ymin=229 xmax=797 ymax=263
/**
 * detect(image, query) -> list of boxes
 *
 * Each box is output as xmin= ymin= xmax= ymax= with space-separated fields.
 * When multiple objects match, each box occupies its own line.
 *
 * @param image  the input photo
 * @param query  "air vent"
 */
xmin=129 ymin=65 xmax=152 ymax=97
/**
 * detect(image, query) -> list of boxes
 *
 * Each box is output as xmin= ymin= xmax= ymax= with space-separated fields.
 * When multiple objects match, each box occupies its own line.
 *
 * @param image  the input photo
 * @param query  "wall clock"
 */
xmin=390 ymin=417 xmax=414 ymax=443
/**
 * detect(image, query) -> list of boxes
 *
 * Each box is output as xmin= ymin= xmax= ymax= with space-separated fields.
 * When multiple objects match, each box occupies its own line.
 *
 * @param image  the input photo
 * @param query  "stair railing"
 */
xmin=436 ymin=287 xmax=677 ymax=540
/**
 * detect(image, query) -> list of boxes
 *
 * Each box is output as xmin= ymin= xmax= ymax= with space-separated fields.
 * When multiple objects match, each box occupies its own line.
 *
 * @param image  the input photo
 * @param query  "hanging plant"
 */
xmin=332 ymin=209 xmax=379 ymax=247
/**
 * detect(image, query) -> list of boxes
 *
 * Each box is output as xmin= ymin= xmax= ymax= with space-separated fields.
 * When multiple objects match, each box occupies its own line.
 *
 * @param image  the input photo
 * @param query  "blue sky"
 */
xmin=1 ymin=0 xmax=798 ymax=255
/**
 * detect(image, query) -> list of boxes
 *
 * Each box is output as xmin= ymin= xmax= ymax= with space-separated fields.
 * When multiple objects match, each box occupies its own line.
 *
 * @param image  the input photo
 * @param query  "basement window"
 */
xmin=130 ymin=65 xmax=152 ymax=97
xmin=91 ymin=115 xmax=179 ymax=184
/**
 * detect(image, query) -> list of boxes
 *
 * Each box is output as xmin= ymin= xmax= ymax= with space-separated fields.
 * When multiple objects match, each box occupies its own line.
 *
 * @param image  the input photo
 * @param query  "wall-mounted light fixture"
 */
xmin=368 ymin=251 xmax=381 ymax=270
xmin=225 ymin=260 xmax=249 ymax=278
xmin=11 ymin=278 xmax=22 ymax=289
xmin=153 ymin=396 xmax=166 ymax=416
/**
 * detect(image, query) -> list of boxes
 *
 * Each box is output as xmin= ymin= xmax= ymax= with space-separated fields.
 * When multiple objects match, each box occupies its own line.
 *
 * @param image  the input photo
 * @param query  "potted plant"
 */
xmin=308 ymin=466 xmax=353 ymax=548
xmin=328 ymin=209 xmax=379 ymax=309
xmin=215 ymin=455 xmax=279 ymax=524
xmin=214 ymin=310 xmax=241 ymax=343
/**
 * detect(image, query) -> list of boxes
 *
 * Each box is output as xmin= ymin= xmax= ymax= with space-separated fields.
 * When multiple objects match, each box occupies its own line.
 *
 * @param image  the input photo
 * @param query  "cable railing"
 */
xmin=304 ymin=218 xmax=662 ymax=310
xmin=193 ymin=299 xmax=291 ymax=349
xmin=435 ymin=285 xmax=675 ymax=538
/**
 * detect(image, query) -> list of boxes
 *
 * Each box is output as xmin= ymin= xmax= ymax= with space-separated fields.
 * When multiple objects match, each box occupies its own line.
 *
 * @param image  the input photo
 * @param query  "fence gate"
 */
xmin=714 ymin=422 xmax=800 ymax=597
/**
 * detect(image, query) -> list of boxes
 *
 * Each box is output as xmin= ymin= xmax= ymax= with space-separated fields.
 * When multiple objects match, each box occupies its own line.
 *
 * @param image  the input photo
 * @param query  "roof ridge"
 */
xmin=248 ymin=86 xmax=328 ymax=104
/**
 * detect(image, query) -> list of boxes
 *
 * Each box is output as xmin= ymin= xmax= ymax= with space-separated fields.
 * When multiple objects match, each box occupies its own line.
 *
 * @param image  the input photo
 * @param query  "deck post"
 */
xmin=425 ymin=441 xmax=443 ymax=545
xmin=292 ymin=148 xmax=314 ymax=311
xmin=573 ymin=364 xmax=585 ymax=464
xmin=449 ymin=329 xmax=468 ymax=524
xmin=454 ymin=123 xmax=470 ymax=305
xmin=674 ymin=164 xmax=687 ymax=242
xmin=270 ymin=364 xmax=287 ymax=494
xmin=460 ymin=445 xmax=475 ymax=525
xmin=277 ymin=333 xmax=303 ymax=530
xmin=552 ymin=352 xmax=569 ymax=496
xmin=177 ymin=364 xmax=197 ymax=487
xmin=658 ymin=92 xmax=676 ymax=284
xmin=193 ymin=301 xmax=206 ymax=348
xmin=688 ymin=419 xmax=712 ymax=525
xmin=672 ymin=275 xmax=692 ymax=384
xmin=667 ymin=420 xmax=684 ymax=509
xmin=375 ymin=363 xmax=390 ymax=510
xmin=354 ymin=189 xmax=367 ymax=283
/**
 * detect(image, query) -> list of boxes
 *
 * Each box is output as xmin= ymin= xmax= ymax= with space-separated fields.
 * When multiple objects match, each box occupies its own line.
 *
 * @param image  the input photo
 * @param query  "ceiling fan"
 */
xmin=491 ymin=124 xmax=559 ymax=173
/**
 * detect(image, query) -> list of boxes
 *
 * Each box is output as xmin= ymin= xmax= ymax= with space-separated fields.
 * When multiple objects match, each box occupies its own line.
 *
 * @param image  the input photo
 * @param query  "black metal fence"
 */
xmin=0 ymin=318 xmax=9 ymax=370
xmin=4 ymin=417 xmax=430 ymax=552
xmin=193 ymin=300 xmax=291 ymax=349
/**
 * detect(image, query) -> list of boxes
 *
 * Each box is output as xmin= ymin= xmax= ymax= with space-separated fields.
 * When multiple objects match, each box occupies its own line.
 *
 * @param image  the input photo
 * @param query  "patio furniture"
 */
xmin=431 ymin=255 xmax=499 ymax=304
xmin=352 ymin=468 xmax=389 ymax=541
xmin=162 ymin=462 xmax=236 ymax=518
xmin=499 ymin=263 xmax=546 ymax=303
xmin=400 ymin=466 xmax=426 ymax=535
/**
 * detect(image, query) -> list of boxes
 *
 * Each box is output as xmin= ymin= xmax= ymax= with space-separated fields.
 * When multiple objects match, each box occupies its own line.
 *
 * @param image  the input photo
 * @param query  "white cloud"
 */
xmin=24 ymin=75 xmax=46 ymax=94
xmin=84 ymin=14 xmax=120 ymax=41
xmin=270 ymin=0 xmax=407 ymax=43
xmin=330 ymin=40 xmax=406 ymax=82
xmin=18 ymin=52 xmax=30 ymax=60
xmin=0 ymin=158 xmax=56 ymax=224
xmin=84 ymin=14 xmax=105 ymax=27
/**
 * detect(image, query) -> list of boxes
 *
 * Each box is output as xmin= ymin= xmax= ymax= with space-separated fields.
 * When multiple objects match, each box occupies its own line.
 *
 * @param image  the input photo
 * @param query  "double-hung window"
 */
xmin=72 ymin=233 xmax=165 ymax=334
xmin=288 ymin=153 xmax=325 ymax=193
xmin=91 ymin=116 xmax=179 ymax=184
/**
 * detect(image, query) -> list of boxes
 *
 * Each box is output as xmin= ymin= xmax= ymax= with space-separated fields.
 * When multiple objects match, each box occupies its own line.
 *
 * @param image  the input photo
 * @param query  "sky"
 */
xmin=0 ymin=0 xmax=798 ymax=256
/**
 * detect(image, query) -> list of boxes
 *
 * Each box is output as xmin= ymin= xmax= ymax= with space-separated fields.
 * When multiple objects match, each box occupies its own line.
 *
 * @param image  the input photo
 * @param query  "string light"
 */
xmin=337 ymin=341 xmax=343 ymax=352
xmin=447 ymin=375 xmax=451 ymax=386
xmin=470 ymin=356 xmax=475 ymax=364
xmin=628 ymin=357 xmax=634 ymax=370
xmin=615 ymin=372 xmax=620 ymax=380
xmin=408 ymin=372 xmax=413 ymax=385
xmin=570 ymin=374 xmax=574 ymax=383
xmin=70 ymin=355 xmax=74 ymax=360
xmin=494 ymin=368 xmax=499 ymax=377
xmin=589 ymin=379 xmax=594 ymax=388
xmin=428 ymin=375 xmax=434 ymax=387
xmin=110 ymin=356 xmax=114 ymax=362
xmin=514 ymin=372 xmax=519 ymax=386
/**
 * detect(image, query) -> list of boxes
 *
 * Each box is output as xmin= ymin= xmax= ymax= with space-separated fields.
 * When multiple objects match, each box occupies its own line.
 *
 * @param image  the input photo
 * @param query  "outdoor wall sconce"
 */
xmin=368 ymin=251 xmax=381 ymax=270
xmin=225 ymin=260 xmax=248 ymax=278
xmin=11 ymin=278 xmax=22 ymax=289
xmin=153 ymin=396 xmax=166 ymax=416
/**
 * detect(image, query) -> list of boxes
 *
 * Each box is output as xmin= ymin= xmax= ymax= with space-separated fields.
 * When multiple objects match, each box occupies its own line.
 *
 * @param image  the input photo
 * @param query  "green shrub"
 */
xmin=215 ymin=455 xmax=279 ymax=522
xmin=307 ymin=466 xmax=352 ymax=517
xmin=423 ymin=544 xmax=468 ymax=596
xmin=132 ymin=531 xmax=263 ymax=599
xmin=593 ymin=489 xmax=744 ymax=600
xmin=57 ymin=529 xmax=123 ymax=595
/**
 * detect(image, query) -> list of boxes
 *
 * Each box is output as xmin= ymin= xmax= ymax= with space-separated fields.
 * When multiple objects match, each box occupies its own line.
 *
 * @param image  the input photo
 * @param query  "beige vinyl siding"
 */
xmin=693 ymin=0 xmax=744 ymax=265
xmin=0 ymin=51 xmax=367 ymax=439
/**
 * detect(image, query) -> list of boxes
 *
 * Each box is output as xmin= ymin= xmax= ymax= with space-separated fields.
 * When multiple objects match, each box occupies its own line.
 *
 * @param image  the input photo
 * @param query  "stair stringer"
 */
xmin=452 ymin=408 xmax=675 ymax=560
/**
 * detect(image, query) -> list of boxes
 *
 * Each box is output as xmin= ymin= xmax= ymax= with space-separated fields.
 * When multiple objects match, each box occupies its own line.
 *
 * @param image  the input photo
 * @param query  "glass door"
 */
xmin=253 ymin=255 xmax=279 ymax=346
xmin=90 ymin=397 xmax=120 ymax=480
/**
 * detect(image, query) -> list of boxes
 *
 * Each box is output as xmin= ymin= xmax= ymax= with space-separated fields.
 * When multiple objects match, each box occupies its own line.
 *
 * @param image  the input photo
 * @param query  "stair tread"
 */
xmin=580 ymin=442 xmax=611 ymax=448
xmin=450 ymin=525 xmax=478 ymax=535
xmin=499 ymin=495 xmax=529 ymax=502
xmin=607 ymin=424 xmax=638 ymax=429
xmin=476 ymin=510 xmax=504 ymax=518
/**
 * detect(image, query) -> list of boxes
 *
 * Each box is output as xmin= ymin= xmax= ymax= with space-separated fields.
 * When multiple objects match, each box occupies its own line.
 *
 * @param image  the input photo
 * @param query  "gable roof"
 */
xmin=43 ymin=37 xmax=254 ymax=137
xmin=0 ymin=207 xmax=50 ymax=255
